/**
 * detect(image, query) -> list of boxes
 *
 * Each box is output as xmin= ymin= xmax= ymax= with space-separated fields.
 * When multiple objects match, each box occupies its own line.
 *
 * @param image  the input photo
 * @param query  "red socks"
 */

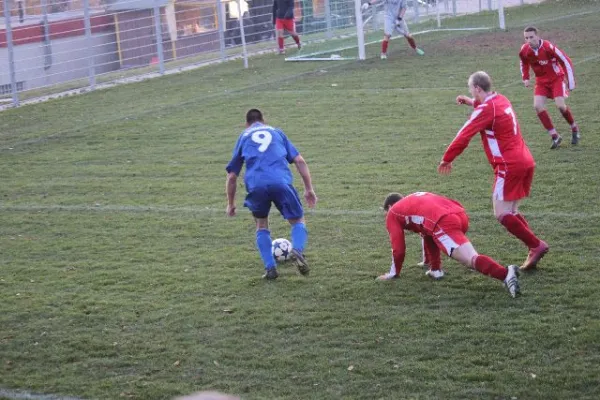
xmin=291 ymin=35 xmax=300 ymax=46
xmin=381 ymin=38 xmax=417 ymax=53
xmin=537 ymin=110 xmax=556 ymax=136
xmin=473 ymin=255 xmax=508 ymax=281
xmin=560 ymin=107 xmax=575 ymax=125
xmin=278 ymin=37 xmax=284 ymax=51
xmin=515 ymin=213 xmax=529 ymax=227
xmin=382 ymin=40 xmax=389 ymax=54
xmin=499 ymin=213 xmax=541 ymax=249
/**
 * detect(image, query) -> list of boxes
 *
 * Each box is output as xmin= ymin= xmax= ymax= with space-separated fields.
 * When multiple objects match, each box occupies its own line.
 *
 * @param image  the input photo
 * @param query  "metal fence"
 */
xmin=1 ymin=0 xmax=529 ymax=107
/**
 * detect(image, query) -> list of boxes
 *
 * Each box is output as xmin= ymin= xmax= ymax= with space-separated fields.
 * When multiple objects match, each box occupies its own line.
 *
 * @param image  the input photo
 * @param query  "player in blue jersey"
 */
xmin=225 ymin=109 xmax=317 ymax=280
xmin=362 ymin=0 xmax=424 ymax=59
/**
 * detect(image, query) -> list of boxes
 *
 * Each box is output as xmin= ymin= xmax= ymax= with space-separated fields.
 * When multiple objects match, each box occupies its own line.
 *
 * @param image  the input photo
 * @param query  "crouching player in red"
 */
xmin=377 ymin=191 xmax=521 ymax=298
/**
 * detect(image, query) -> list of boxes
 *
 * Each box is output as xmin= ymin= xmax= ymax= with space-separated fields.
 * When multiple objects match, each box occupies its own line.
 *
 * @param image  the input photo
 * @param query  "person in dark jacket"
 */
xmin=272 ymin=0 xmax=301 ymax=54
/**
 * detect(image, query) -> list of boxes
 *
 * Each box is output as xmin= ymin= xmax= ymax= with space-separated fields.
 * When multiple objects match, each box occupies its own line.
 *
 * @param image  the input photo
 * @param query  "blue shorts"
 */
xmin=244 ymin=184 xmax=304 ymax=220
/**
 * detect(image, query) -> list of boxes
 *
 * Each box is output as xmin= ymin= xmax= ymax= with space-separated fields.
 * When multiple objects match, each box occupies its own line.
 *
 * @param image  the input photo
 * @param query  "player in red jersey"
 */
xmin=272 ymin=0 xmax=301 ymax=55
xmin=377 ymin=192 xmax=521 ymax=298
xmin=519 ymin=26 xmax=580 ymax=148
xmin=438 ymin=71 xmax=548 ymax=271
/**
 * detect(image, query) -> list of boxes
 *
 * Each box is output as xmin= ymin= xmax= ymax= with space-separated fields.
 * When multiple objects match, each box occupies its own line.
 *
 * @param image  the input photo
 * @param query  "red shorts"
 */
xmin=534 ymin=79 xmax=568 ymax=99
xmin=493 ymin=166 xmax=534 ymax=201
xmin=275 ymin=18 xmax=295 ymax=32
xmin=431 ymin=212 xmax=470 ymax=256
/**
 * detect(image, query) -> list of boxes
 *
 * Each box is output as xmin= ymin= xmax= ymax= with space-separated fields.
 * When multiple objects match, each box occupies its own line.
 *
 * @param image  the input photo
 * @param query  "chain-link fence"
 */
xmin=2 ymin=0 xmax=534 ymax=107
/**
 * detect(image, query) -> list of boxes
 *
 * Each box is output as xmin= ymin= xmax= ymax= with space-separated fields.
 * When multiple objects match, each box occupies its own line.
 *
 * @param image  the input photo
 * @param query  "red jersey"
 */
xmin=442 ymin=93 xmax=535 ymax=173
xmin=386 ymin=192 xmax=465 ymax=269
xmin=519 ymin=40 xmax=575 ymax=89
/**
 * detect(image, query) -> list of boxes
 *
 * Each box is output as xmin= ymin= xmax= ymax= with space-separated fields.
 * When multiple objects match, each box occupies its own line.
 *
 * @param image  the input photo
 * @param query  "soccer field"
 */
xmin=1 ymin=1 xmax=600 ymax=399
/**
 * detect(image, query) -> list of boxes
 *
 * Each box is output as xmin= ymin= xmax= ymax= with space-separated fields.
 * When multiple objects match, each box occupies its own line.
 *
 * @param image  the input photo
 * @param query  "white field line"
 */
xmin=0 ymin=388 xmax=85 ymax=400
xmin=0 ymin=63 xmax=358 ymax=150
xmin=286 ymin=27 xmax=492 ymax=61
xmin=0 ymin=44 xmax=354 ymax=113
xmin=1 ymin=204 xmax=599 ymax=219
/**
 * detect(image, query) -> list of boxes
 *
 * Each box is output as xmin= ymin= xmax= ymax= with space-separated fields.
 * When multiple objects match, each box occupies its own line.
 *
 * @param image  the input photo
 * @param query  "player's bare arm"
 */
xmin=225 ymin=172 xmax=238 ymax=216
xmin=293 ymin=155 xmax=317 ymax=208
xmin=386 ymin=215 xmax=407 ymax=272
xmin=456 ymin=95 xmax=473 ymax=106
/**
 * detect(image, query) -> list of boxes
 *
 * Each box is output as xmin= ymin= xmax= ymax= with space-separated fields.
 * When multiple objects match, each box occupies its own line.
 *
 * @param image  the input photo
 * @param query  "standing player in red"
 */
xmin=377 ymin=191 xmax=521 ymax=298
xmin=438 ymin=71 xmax=548 ymax=271
xmin=519 ymin=26 xmax=580 ymax=148
xmin=272 ymin=0 xmax=301 ymax=55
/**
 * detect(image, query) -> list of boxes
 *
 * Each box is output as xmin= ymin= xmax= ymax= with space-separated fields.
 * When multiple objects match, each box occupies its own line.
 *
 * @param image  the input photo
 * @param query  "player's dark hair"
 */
xmin=383 ymin=193 xmax=403 ymax=211
xmin=469 ymin=71 xmax=492 ymax=92
xmin=246 ymin=109 xmax=264 ymax=124
xmin=524 ymin=26 xmax=538 ymax=34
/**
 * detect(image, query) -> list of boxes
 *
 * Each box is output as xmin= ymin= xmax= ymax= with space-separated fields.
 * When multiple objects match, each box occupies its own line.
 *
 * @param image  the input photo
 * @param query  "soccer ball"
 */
xmin=272 ymin=238 xmax=292 ymax=263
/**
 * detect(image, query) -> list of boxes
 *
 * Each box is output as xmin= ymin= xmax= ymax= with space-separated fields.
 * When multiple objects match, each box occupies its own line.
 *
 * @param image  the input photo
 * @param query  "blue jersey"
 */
xmin=226 ymin=122 xmax=300 ymax=192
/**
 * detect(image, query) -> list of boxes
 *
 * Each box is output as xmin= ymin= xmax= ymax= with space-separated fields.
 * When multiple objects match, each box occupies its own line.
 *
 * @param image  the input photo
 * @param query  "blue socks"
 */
xmin=256 ymin=229 xmax=276 ymax=269
xmin=291 ymin=222 xmax=308 ymax=253
xmin=256 ymin=224 xmax=307 ymax=270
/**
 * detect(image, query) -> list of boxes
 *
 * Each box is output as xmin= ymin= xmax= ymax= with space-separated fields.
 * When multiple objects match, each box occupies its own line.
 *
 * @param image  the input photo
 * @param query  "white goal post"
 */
xmin=285 ymin=0 xmax=507 ymax=62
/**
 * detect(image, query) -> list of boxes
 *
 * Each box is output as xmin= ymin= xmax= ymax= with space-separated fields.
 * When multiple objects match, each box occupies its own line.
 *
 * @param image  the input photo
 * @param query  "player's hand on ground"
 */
xmin=456 ymin=95 xmax=471 ymax=105
xmin=437 ymin=161 xmax=453 ymax=175
xmin=361 ymin=2 xmax=369 ymax=11
xmin=523 ymin=79 xmax=530 ymax=88
xmin=304 ymin=190 xmax=317 ymax=208
xmin=226 ymin=204 xmax=236 ymax=217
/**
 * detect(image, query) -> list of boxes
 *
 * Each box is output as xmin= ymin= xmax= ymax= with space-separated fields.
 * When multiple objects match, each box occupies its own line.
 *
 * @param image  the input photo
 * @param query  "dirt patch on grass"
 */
xmin=425 ymin=23 xmax=597 ymax=57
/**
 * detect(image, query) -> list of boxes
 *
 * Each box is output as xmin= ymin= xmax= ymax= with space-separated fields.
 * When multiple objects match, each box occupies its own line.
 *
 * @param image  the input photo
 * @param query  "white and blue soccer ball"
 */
xmin=272 ymin=238 xmax=292 ymax=263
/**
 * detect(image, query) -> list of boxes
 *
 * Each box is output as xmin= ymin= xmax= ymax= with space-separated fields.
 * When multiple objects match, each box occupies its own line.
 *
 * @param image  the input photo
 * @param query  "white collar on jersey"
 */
xmin=530 ymin=39 xmax=543 ymax=55
xmin=483 ymin=92 xmax=498 ymax=103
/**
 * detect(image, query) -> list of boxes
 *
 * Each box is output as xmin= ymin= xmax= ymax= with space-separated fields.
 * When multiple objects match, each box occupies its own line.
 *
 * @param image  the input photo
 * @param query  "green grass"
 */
xmin=1 ymin=1 xmax=600 ymax=399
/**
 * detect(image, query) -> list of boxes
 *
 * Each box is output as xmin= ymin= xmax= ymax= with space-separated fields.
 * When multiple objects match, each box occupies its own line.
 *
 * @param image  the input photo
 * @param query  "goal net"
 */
xmin=285 ymin=0 xmax=509 ymax=62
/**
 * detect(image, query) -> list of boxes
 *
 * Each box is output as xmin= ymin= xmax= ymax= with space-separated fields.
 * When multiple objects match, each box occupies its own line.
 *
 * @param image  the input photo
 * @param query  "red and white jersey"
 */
xmin=442 ymin=93 xmax=535 ymax=173
xmin=519 ymin=40 xmax=575 ymax=90
xmin=386 ymin=192 xmax=465 ymax=269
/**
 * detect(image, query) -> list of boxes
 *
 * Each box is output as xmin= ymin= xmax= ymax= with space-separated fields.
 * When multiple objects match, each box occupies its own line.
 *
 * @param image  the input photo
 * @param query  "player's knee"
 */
xmin=469 ymin=254 xmax=479 ymax=269
xmin=451 ymin=242 xmax=478 ymax=268
xmin=288 ymin=217 xmax=304 ymax=225
xmin=255 ymin=219 xmax=269 ymax=230
xmin=496 ymin=212 xmax=510 ymax=223
xmin=534 ymin=104 xmax=545 ymax=113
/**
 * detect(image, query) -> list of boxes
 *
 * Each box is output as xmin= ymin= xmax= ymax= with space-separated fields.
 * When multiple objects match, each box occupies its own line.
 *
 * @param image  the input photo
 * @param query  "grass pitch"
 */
xmin=1 ymin=1 xmax=600 ymax=399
